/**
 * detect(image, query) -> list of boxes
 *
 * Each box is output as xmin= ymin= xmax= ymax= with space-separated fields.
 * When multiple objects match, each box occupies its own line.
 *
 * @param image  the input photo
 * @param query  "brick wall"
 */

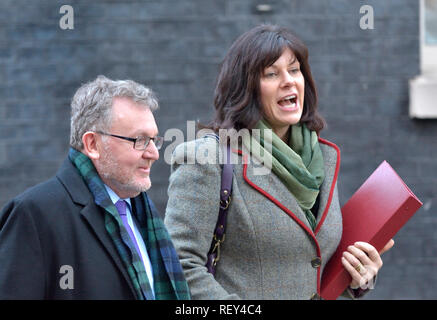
xmin=1 ymin=0 xmax=436 ymax=299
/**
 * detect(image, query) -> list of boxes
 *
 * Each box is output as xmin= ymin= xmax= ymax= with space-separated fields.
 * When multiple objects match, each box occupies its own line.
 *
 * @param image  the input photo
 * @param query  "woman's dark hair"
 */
xmin=203 ymin=24 xmax=325 ymax=135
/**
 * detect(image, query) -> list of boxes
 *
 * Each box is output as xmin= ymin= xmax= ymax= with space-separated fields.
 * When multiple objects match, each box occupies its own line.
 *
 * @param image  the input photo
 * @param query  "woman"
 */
xmin=164 ymin=24 xmax=394 ymax=300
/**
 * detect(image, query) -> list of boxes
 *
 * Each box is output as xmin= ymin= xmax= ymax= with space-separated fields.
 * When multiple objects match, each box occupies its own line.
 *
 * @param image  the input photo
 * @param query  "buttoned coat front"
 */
xmin=165 ymin=136 xmax=344 ymax=299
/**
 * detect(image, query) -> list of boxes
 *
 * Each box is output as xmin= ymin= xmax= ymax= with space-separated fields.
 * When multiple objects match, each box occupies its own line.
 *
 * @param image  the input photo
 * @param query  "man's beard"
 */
xmin=98 ymin=145 xmax=151 ymax=197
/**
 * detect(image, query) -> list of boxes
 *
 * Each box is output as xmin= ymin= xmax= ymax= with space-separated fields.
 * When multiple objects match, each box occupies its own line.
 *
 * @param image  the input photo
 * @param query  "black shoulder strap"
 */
xmin=204 ymin=134 xmax=234 ymax=276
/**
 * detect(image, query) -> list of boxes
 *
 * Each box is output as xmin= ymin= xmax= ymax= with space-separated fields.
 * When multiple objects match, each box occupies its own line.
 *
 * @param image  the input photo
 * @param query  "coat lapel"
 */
xmin=79 ymin=202 xmax=137 ymax=297
xmin=235 ymin=150 xmax=316 ymax=235
xmin=314 ymin=138 xmax=341 ymax=234
xmin=235 ymin=137 xmax=341 ymax=237
xmin=56 ymin=158 xmax=137 ymax=298
xmin=247 ymin=160 xmax=311 ymax=225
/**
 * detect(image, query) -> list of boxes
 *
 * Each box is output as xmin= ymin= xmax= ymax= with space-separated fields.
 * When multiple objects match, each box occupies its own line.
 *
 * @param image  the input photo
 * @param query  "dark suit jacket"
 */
xmin=0 ymin=158 xmax=166 ymax=299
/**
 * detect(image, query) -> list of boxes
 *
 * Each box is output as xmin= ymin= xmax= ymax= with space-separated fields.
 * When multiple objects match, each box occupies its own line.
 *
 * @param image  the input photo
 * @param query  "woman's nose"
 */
xmin=281 ymin=71 xmax=296 ymax=87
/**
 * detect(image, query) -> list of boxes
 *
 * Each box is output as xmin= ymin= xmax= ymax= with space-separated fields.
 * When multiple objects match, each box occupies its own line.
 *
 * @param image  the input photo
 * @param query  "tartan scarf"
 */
xmin=68 ymin=148 xmax=190 ymax=300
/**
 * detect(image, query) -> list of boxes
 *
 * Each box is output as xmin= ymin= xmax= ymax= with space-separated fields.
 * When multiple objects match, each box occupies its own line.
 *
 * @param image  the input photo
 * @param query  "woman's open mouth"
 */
xmin=277 ymin=94 xmax=298 ymax=110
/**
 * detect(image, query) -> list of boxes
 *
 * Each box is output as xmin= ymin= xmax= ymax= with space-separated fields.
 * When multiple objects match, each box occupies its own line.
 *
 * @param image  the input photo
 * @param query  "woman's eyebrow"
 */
xmin=288 ymin=57 xmax=298 ymax=66
xmin=270 ymin=57 xmax=298 ymax=68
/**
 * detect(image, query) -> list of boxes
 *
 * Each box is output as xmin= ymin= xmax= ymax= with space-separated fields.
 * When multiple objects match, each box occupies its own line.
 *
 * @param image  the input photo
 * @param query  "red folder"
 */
xmin=320 ymin=161 xmax=422 ymax=300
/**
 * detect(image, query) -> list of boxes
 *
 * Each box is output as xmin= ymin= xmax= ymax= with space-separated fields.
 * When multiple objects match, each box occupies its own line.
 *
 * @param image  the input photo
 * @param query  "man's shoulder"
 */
xmin=0 ymin=176 xmax=67 ymax=232
xmin=1 ymin=158 xmax=86 ymax=215
xmin=5 ymin=176 xmax=66 ymax=211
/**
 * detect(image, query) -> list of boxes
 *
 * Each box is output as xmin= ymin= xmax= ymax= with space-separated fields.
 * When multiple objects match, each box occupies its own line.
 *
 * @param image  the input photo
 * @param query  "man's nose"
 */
xmin=142 ymin=140 xmax=160 ymax=160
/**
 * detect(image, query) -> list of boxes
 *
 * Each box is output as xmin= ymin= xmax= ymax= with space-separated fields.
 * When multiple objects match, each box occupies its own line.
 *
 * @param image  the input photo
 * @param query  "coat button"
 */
xmin=311 ymin=257 xmax=322 ymax=268
xmin=310 ymin=293 xmax=321 ymax=300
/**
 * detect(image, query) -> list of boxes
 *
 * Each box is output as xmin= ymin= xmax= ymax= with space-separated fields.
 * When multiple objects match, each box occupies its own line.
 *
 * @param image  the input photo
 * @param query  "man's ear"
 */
xmin=81 ymin=131 xmax=101 ymax=160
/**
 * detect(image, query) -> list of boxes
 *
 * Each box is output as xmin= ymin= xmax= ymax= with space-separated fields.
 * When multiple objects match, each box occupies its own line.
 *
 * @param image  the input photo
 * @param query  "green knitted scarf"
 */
xmin=243 ymin=120 xmax=325 ymax=230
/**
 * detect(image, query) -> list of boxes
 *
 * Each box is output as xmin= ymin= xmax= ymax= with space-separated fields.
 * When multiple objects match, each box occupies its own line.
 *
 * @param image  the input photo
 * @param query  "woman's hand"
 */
xmin=341 ymin=239 xmax=394 ymax=290
xmin=379 ymin=239 xmax=395 ymax=255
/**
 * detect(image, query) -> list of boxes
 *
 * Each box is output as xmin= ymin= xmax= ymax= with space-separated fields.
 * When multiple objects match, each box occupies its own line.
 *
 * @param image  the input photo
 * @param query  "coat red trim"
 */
xmin=233 ymin=137 xmax=341 ymax=295
xmin=315 ymin=138 xmax=341 ymax=234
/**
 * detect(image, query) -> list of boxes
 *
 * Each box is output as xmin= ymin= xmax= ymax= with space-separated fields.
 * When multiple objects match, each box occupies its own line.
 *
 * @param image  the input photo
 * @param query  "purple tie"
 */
xmin=115 ymin=199 xmax=142 ymax=258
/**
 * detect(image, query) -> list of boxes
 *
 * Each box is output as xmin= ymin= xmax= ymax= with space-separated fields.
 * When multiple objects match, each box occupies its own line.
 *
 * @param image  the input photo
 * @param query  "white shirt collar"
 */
xmin=103 ymin=184 xmax=132 ymax=208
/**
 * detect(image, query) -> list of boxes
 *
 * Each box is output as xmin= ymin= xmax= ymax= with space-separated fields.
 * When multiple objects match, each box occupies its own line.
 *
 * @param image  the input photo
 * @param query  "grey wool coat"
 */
xmin=165 ymin=135 xmax=349 ymax=300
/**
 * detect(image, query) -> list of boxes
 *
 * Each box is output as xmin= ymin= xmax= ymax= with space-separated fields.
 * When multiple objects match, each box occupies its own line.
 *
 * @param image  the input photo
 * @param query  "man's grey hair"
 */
xmin=70 ymin=75 xmax=158 ymax=150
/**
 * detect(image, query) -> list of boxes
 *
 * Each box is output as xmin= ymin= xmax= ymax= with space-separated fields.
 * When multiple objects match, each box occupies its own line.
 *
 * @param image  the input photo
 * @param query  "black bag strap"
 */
xmin=204 ymin=134 xmax=233 ymax=276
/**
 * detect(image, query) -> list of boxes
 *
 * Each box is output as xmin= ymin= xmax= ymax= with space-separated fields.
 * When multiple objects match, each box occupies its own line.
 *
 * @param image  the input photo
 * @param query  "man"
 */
xmin=0 ymin=75 xmax=190 ymax=300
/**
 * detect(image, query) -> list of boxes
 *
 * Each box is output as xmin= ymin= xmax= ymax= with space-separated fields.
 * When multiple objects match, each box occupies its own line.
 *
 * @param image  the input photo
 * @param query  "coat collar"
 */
xmin=315 ymin=138 xmax=341 ymax=234
xmin=55 ymin=158 xmax=137 ymax=298
xmin=55 ymin=158 xmax=91 ymax=206
xmin=235 ymin=137 xmax=341 ymax=237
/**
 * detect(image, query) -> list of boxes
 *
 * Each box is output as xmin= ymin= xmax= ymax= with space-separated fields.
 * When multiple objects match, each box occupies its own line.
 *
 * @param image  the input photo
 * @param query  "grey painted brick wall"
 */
xmin=0 ymin=0 xmax=436 ymax=299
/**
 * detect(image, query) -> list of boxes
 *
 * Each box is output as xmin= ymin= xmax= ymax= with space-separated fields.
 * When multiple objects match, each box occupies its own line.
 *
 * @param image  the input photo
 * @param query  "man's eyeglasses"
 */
xmin=96 ymin=131 xmax=164 ymax=150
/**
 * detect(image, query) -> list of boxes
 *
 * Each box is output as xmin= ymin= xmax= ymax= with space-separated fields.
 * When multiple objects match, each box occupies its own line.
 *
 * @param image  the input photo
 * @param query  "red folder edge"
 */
xmin=320 ymin=161 xmax=423 ymax=300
